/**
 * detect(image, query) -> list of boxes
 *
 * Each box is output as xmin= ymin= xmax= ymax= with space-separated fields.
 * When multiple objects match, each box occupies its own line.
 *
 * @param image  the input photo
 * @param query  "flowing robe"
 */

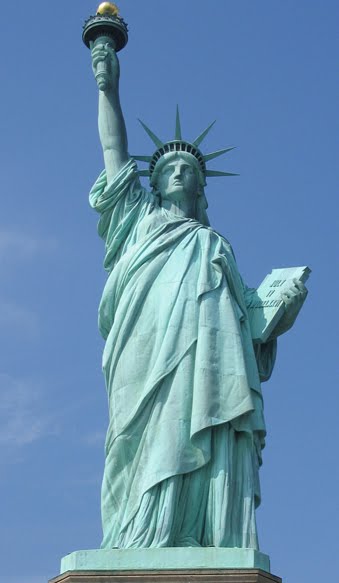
xmin=89 ymin=159 xmax=276 ymax=550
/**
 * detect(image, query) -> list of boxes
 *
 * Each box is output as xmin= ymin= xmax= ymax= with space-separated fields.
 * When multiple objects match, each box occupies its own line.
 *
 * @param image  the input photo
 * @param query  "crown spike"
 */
xmin=205 ymin=170 xmax=239 ymax=177
xmin=204 ymin=147 xmax=236 ymax=162
xmin=132 ymin=155 xmax=152 ymax=163
xmin=193 ymin=121 xmax=216 ymax=147
xmin=138 ymin=119 xmax=164 ymax=148
xmin=175 ymin=105 xmax=182 ymax=140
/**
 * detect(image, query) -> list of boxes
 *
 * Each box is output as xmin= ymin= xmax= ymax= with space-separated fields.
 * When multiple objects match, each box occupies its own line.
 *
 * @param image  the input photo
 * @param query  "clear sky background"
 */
xmin=0 ymin=1 xmax=338 ymax=582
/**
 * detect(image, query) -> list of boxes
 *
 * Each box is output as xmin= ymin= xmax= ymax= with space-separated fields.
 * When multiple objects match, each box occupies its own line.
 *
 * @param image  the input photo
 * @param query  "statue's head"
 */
xmin=150 ymin=151 xmax=208 ymax=223
xmin=151 ymin=151 xmax=204 ymax=197
xmin=134 ymin=107 xmax=237 ymax=225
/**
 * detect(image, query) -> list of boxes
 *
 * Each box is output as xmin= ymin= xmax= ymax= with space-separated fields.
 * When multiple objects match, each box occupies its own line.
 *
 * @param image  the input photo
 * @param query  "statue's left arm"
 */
xmin=243 ymin=279 xmax=308 ymax=382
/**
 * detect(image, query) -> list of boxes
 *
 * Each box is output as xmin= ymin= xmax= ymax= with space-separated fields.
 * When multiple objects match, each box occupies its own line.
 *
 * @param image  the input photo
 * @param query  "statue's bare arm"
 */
xmin=91 ymin=42 xmax=129 ymax=183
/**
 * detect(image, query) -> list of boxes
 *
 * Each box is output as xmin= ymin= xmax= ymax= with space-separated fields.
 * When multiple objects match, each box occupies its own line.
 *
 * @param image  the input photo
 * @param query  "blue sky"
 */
xmin=0 ymin=1 xmax=338 ymax=582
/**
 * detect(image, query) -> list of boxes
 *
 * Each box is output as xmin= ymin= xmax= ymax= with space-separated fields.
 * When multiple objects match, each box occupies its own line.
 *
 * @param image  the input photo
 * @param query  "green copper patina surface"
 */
xmin=61 ymin=548 xmax=270 ymax=572
xmin=87 ymin=29 xmax=308 ymax=551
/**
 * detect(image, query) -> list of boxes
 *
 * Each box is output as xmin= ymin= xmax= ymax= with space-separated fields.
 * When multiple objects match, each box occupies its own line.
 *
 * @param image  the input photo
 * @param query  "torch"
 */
xmin=82 ymin=3 xmax=129 ymax=91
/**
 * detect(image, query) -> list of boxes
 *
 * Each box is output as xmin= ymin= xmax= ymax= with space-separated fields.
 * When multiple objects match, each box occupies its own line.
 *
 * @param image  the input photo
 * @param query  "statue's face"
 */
xmin=156 ymin=158 xmax=200 ymax=202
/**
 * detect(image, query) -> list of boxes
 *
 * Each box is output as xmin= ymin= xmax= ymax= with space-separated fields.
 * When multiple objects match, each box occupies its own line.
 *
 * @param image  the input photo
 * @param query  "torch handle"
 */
xmin=93 ymin=35 xmax=117 ymax=92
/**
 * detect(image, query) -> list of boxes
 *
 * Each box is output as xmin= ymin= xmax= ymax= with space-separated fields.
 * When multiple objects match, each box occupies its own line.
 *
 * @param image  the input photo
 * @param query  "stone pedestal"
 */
xmin=50 ymin=568 xmax=281 ymax=583
xmin=49 ymin=549 xmax=281 ymax=583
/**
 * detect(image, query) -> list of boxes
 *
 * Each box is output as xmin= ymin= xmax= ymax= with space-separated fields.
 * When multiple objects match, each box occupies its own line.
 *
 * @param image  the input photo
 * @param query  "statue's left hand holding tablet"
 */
xmin=271 ymin=279 xmax=308 ymax=339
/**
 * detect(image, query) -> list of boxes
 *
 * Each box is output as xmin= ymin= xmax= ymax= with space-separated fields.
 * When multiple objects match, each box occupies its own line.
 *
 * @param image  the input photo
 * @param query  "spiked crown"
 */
xmin=133 ymin=107 xmax=237 ymax=181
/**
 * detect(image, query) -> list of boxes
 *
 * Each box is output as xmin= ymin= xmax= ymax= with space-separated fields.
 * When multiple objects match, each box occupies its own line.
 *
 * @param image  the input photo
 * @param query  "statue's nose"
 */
xmin=174 ymin=164 xmax=183 ymax=178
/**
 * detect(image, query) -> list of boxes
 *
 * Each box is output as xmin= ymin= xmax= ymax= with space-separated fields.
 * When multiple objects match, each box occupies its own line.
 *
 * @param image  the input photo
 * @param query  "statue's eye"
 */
xmin=163 ymin=167 xmax=173 ymax=175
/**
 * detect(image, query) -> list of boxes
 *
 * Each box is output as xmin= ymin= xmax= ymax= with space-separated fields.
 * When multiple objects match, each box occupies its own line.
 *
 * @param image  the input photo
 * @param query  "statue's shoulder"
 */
xmin=205 ymin=226 xmax=237 ymax=260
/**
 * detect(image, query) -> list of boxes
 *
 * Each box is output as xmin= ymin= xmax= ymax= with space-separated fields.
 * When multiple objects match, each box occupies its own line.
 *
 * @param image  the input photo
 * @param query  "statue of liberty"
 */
xmin=88 ymin=22 xmax=308 ymax=551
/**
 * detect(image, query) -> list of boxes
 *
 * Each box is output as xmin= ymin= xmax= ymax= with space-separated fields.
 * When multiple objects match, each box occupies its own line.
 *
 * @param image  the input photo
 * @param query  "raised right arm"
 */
xmin=91 ymin=42 xmax=129 ymax=183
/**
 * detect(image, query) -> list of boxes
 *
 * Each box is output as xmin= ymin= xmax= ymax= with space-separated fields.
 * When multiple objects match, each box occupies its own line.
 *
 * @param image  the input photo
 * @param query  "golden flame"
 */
xmin=96 ymin=2 xmax=119 ymax=16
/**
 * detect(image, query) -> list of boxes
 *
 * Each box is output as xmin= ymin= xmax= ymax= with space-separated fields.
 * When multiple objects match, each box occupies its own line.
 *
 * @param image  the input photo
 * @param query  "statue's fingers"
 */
xmin=289 ymin=280 xmax=305 ymax=295
xmin=294 ymin=280 xmax=308 ymax=294
xmin=92 ymin=54 xmax=109 ymax=67
xmin=286 ymin=291 xmax=299 ymax=305
xmin=91 ymin=51 xmax=104 ymax=63
xmin=288 ymin=285 xmax=299 ymax=296
xmin=91 ymin=48 xmax=108 ymax=62
xmin=294 ymin=278 xmax=307 ymax=290
xmin=281 ymin=292 xmax=292 ymax=304
xmin=105 ymin=43 xmax=116 ymax=56
xmin=292 ymin=278 xmax=302 ymax=290
xmin=91 ymin=46 xmax=107 ymax=57
xmin=290 ymin=284 xmax=307 ymax=300
xmin=91 ymin=46 xmax=101 ymax=54
xmin=92 ymin=52 xmax=105 ymax=61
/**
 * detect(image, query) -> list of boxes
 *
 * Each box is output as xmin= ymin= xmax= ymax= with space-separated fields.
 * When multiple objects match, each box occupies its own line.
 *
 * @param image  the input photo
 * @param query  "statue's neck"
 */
xmin=161 ymin=198 xmax=196 ymax=220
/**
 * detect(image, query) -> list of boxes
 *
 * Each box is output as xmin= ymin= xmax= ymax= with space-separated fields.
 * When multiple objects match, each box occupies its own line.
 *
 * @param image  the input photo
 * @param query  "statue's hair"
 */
xmin=150 ymin=151 xmax=210 ymax=227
